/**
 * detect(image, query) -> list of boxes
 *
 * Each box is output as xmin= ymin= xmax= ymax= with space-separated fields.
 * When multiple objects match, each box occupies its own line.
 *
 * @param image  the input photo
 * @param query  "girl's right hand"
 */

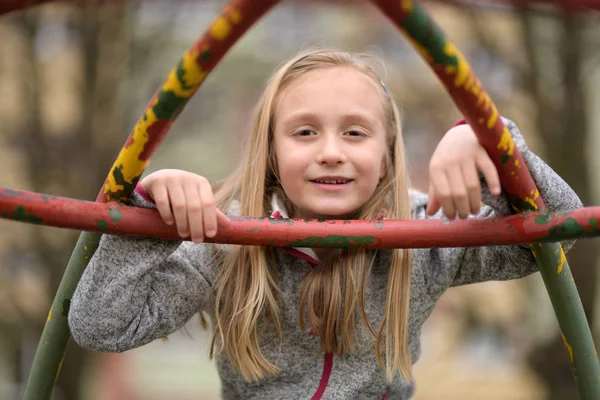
xmin=139 ymin=169 xmax=231 ymax=243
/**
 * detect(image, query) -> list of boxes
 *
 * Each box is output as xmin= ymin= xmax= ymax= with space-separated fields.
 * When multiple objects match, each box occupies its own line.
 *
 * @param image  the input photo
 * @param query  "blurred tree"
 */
xmin=520 ymin=7 xmax=596 ymax=400
xmin=455 ymin=3 xmax=598 ymax=399
xmin=0 ymin=3 xmax=129 ymax=399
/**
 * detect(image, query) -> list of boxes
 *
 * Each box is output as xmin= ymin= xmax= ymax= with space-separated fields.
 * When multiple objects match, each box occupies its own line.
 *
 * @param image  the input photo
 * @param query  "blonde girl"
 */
xmin=69 ymin=49 xmax=581 ymax=399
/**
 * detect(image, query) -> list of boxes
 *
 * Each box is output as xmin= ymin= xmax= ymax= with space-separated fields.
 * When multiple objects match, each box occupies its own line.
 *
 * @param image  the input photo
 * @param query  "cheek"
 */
xmin=274 ymin=140 xmax=304 ymax=184
xmin=358 ymin=146 xmax=387 ymax=180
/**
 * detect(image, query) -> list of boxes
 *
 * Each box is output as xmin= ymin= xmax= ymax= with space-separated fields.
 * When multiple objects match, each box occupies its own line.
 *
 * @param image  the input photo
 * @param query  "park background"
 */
xmin=1 ymin=0 xmax=600 ymax=399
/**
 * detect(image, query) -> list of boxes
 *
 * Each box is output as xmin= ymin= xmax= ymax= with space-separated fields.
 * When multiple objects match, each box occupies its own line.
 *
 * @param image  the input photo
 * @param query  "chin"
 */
xmin=310 ymin=207 xmax=360 ymax=220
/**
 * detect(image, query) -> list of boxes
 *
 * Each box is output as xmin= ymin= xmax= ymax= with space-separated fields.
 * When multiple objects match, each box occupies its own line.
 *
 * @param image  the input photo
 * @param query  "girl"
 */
xmin=69 ymin=49 xmax=582 ymax=399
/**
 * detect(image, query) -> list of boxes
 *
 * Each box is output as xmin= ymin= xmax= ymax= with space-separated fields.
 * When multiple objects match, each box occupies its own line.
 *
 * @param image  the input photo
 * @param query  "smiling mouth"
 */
xmin=310 ymin=179 xmax=353 ymax=184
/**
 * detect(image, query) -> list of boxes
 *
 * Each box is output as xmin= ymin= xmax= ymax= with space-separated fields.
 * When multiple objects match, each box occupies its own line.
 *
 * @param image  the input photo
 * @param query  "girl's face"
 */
xmin=273 ymin=66 xmax=388 ymax=220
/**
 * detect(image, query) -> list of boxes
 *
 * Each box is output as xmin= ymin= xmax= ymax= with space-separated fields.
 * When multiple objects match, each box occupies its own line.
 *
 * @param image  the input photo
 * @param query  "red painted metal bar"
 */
xmin=22 ymin=1 xmax=279 ymax=399
xmin=2 ymin=186 xmax=600 ymax=248
xmin=370 ymin=0 xmax=600 ymax=398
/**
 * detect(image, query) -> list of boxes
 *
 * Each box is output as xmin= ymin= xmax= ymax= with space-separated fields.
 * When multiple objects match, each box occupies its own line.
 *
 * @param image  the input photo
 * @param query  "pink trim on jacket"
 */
xmin=134 ymin=184 xmax=154 ymax=203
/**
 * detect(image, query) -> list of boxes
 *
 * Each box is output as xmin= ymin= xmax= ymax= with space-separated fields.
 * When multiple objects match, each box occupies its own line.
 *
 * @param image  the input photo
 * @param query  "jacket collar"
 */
xmin=269 ymin=192 xmax=320 ymax=264
xmin=268 ymin=193 xmax=388 ymax=265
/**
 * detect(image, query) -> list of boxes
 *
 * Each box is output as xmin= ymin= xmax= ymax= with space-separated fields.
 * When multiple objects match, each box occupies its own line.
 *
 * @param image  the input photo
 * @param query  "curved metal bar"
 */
xmin=98 ymin=0 xmax=280 ymax=202
xmin=22 ymin=1 xmax=279 ymax=399
xmin=370 ymin=0 xmax=600 ymax=398
xmin=0 ymin=0 xmax=55 ymax=15
xmin=2 ymin=186 xmax=600 ymax=248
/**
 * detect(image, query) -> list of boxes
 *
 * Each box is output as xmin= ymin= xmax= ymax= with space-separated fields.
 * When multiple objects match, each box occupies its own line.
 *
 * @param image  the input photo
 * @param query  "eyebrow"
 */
xmin=279 ymin=111 xmax=379 ymax=129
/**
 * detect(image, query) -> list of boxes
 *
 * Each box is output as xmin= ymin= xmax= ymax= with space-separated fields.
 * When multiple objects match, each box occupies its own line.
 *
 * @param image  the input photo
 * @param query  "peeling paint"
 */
xmin=210 ymin=17 xmax=232 ymax=40
xmin=97 ymin=220 xmax=108 ymax=230
xmin=561 ymin=332 xmax=574 ymax=363
xmin=103 ymin=105 xmax=155 ymax=199
xmin=11 ymin=206 xmax=43 ymax=224
xmin=497 ymin=127 xmax=515 ymax=158
xmin=109 ymin=208 xmax=123 ymax=222
xmin=268 ymin=218 xmax=294 ymax=225
xmin=557 ymin=250 xmax=567 ymax=274
xmin=163 ymin=49 xmax=207 ymax=97
xmin=287 ymin=235 xmax=375 ymax=248
xmin=442 ymin=42 xmax=469 ymax=87
xmin=535 ymin=212 xmax=555 ymax=225
xmin=523 ymin=189 xmax=540 ymax=210
xmin=487 ymin=106 xmax=498 ymax=129
xmin=547 ymin=218 xmax=587 ymax=242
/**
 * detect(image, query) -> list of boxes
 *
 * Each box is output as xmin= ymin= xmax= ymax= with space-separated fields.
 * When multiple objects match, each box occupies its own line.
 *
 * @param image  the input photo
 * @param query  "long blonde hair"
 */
xmin=210 ymin=49 xmax=413 ymax=383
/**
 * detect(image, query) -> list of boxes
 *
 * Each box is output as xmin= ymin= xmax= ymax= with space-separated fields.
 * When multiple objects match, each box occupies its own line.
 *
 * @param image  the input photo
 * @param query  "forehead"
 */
xmin=275 ymin=66 xmax=386 ymax=124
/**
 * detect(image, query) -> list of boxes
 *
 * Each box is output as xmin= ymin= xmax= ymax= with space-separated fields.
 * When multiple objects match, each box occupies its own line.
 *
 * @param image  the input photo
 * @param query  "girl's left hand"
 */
xmin=426 ymin=124 xmax=502 ymax=219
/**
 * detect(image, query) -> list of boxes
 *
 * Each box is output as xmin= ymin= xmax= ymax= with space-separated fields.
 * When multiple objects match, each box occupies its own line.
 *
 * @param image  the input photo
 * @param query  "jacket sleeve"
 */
xmin=412 ymin=117 xmax=583 ymax=299
xmin=68 ymin=188 xmax=230 ymax=353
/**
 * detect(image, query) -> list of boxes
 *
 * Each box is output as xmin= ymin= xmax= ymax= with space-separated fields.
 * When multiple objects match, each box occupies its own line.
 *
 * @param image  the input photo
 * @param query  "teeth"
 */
xmin=315 ymin=180 xmax=348 ymax=184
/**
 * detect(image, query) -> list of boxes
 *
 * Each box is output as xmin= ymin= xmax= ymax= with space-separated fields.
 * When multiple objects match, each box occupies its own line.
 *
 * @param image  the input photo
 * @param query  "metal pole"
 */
xmin=2 ymin=186 xmax=600 ymax=248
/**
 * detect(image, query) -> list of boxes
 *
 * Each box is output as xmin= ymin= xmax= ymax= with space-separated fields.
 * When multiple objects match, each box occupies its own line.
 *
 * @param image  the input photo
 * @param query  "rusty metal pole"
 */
xmin=2 ymin=186 xmax=600 ymax=248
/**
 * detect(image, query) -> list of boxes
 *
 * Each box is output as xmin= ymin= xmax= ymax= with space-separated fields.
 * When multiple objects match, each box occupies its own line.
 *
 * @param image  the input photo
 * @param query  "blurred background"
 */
xmin=0 ymin=0 xmax=599 ymax=399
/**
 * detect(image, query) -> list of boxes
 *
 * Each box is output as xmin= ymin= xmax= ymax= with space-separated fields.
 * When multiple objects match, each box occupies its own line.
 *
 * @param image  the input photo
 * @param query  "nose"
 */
xmin=317 ymin=135 xmax=346 ymax=165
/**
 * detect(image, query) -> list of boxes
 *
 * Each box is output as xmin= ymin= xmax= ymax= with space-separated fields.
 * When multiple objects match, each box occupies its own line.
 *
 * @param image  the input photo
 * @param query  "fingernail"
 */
xmin=206 ymin=230 xmax=216 ymax=238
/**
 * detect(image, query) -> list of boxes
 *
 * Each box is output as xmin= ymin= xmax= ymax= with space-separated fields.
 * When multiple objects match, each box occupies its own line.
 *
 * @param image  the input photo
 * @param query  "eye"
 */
xmin=345 ymin=130 xmax=367 ymax=137
xmin=294 ymin=129 xmax=315 ymax=137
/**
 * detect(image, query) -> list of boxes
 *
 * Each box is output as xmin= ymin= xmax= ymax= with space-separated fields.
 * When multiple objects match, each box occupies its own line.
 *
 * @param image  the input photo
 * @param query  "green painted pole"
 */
xmin=22 ymin=232 xmax=101 ymax=399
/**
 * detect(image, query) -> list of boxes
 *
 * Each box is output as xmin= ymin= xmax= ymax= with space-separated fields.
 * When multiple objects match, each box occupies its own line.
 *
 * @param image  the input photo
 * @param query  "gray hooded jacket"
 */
xmin=69 ymin=119 xmax=582 ymax=399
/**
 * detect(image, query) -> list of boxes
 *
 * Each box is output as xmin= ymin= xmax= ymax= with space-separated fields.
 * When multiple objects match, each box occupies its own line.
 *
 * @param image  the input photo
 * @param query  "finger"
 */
xmin=446 ymin=166 xmax=470 ymax=219
xmin=184 ymin=182 xmax=204 ymax=243
xmin=198 ymin=181 xmax=217 ymax=238
xmin=216 ymin=209 xmax=231 ymax=229
xmin=476 ymin=151 xmax=501 ymax=196
xmin=167 ymin=182 xmax=189 ymax=238
xmin=430 ymin=165 xmax=456 ymax=219
xmin=462 ymin=161 xmax=482 ymax=215
xmin=151 ymin=183 xmax=174 ymax=226
xmin=426 ymin=185 xmax=441 ymax=216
